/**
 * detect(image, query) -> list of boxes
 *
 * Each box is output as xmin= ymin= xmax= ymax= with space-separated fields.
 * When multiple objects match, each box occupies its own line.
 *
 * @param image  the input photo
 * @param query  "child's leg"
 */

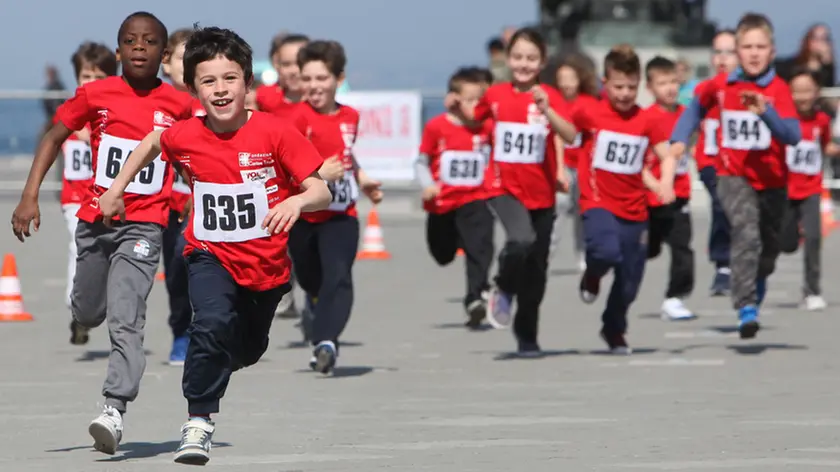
xmin=646 ymin=205 xmax=668 ymax=261
xmin=665 ymin=199 xmax=694 ymax=300
xmin=717 ymin=176 xmax=761 ymax=310
xmin=511 ymin=207 xmax=554 ymax=351
xmin=163 ymin=212 xmax=192 ymax=342
xmin=287 ymin=220 xmax=322 ymax=341
xmin=601 ymin=217 xmax=647 ymax=349
xmin=779 ymin=199 xmax=802 ymax=255
xmin=425 ymin=211 xmax=458 ymax=266
xmin=61 ymin=204 xmax=81 ymax=308
xmin=756 ymin=188 xmax=787 ymax=285
xmin=579 ymin=208 xmax=622 ymax=303
xmin=239 ymin=283 xmax=289 ymax=367
xmin=454 ymin=200 xmax=495 ymax=308
xmin=799 ymin=193 xmax=822 ymax=298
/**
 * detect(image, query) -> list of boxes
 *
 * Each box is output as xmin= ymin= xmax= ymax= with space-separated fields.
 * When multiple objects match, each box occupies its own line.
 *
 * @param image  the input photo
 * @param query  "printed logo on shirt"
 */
xmin=97 ymin=109 xmax=108 ymax=133
xmin=266 ymin=184 xmax=278 ymax=194
xmin=133 ymin=240 xmax=150 ymax=258
xmin=153 ymin=111 xmax=176 ymax=128
xmin=527 ymin=103 xmax=548 ymax=126
xmin=240 ymin=166 xmax=277 ymax=183
xmin=238 ymin=152 xmax=274 ymax=167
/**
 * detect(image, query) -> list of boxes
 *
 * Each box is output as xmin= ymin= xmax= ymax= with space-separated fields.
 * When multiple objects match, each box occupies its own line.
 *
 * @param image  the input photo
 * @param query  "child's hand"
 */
xmin=421 ymin=184 xmax=441 ymax=201
xmin=556 ymin=168 xmax=570 ymax=193
xmin=263 ymin=196 xmax=304 ymax=234
xmin=359 ymin=175 xmax=383 ymax=204
xmin=740 ymin=91 xmax=767 ymax=115
xmin=318 ymin=155 xmax=344 ymax=181
xmin=531 ymin=86 xmax=549 ymax=113
xmin=657 ymin=185 xmax=676 ymax=205
xmin=444 ymin=93 xmax=460 ymax=112
xmin=99 ymin=189 xmax=126 ymax=227
xmin=74 ymin=127 xmax=91 ymax=144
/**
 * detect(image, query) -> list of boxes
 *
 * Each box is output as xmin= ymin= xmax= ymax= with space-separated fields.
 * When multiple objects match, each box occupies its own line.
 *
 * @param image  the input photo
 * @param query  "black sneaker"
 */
xmin=600 ymin=330 xmax=632 ymax=355
xmin=464 ymin=300 xmax=486 ymax=330
xmin=710 ymin=269 xmax=731 ymax=297
xmin=579 ymin=271 xmax=600 ymax=304
xmin=70 ymin=320 xmax=89 ymax=345
xmin=516 ymin=339 xmax=542 ymax=358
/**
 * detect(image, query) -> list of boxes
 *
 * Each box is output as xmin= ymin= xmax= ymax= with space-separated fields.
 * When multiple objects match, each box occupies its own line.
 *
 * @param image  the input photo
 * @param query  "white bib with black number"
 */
xmin=786 ymin=140 xmax=822 ymax=176
xmin=95 ymin=133 xmax=167 ymax=195
xmin=440 ymin=150 xmax=484 ymax=187
xmin=327 ymin=171 xmax=359 ymax=212
xmin=192 ymin=181 xmax=270 ymax=243
xmin=675 ymin=154 xmax=691 ymax=175
xmin=592 ymin=130 xmax=648 ymax=175
xmin=63 ymin=140 xmax=93 ymax=181
xmin=703 ymin=119 xmax=720 ymax=155
xmin=493 ymin=122 xmax=547 ymax=164
xmin=172 ymin=167 xmax=191 ymax=195
xmin=721 ymin=110 xmax=771 ymax=151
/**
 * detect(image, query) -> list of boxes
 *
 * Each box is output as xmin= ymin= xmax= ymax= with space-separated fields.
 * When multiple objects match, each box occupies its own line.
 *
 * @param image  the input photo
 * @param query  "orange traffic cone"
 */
xmin=0 ymin=254 xmax=33 ymax=322
xmin=821 ymin=189 xmax=838 ymax=237
xmin=456 ymin=248 xmax=465 ymax=256
xmin=155 ymin=271 xmax=165 ymax=281
xmin=357 ymin=207 xmax=391 ymax=260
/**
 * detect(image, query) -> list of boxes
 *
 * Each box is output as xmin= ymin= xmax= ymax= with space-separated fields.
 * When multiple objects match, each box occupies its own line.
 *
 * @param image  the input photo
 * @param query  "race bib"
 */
xmin=786 ymin=140 xmax=822 ymax=176
xmin=676 ymin=154 xmax=691 ymax=175
xmin=172 ymin=167 xmax=191 ymax=195
xmin=63 ymin=140 xmax=93 ymax=181
xmin=95 ymin=133 xmax=166 ymax=195
xmin=592 ymin=130 xmax=648 ymax=175
xmin=440 ymin=150 xmax=484 ymax=187
xmin=721 ymin=110 xmax=771 ymax=151
xmin=192 ymin=181 xmax=270 ymax=243
xmin=493 ymin=122 xmax=547 ymax=164
xmin=703 ymin=119 xmax=719 ymax=155
xmin=327 ymin=171 xmax=359 ymax=212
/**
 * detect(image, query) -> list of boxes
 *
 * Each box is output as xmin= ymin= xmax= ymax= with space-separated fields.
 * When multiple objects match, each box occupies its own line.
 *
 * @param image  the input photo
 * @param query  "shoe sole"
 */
xmin=484 ymin=291 xmax=512 ymax=330
xmin=314 ymin=348 xmax=336 ymax=375
xmin=174 ymin=448 xmax=210 ymax=465
xmin=70 ymin=323 xmax=90 ymax=345
xmin=739 ymin=320 xmax=760 ymax=339
xmin=88 ymin=421 xmax=118 ymax=455
xmin=661 ymin=312 xmax=698 ymax=322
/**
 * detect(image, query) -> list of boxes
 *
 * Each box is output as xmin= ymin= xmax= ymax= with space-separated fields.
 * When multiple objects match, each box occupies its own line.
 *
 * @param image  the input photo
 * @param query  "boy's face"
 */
xmin=78 ymin=63 xmax=108 ymax=87
xmin=603 ymin=69 xmax=639 ymax=112
xmin=162 ymin=42 xmax=186 ymax=89
xmin=457 ymin=82 xmax=483 ymax=111
xmin=712 ymin=33 xmax=738 ymax=75
xmin=300 ymin=60 xmax=341 ymax=111
xmin=194 ymin=55 xmax=249 ymax=125
xmin=272 ymin=41 xmax=306 ymax=95
xmin=791 ymin=74 xmax=818 ymax=114
xmin=737 ymin=28 xmax=774 ymax=77
xmin=646 ymin=69 xmax=678 ymax=108
xmin=116 ymin=17 xmax=166 ymax=80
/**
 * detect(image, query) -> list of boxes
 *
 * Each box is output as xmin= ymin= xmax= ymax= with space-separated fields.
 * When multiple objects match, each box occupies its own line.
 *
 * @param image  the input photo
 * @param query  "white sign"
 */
xmin=336 ymin=91 xmax=422 ymax=182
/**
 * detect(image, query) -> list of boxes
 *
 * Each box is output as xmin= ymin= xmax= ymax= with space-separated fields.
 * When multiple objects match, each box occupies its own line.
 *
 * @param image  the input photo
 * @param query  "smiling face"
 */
xmin=507 ymin=37 xmax=544 ymax=86
xmin=301 ymin=59 xmax=342 ymax=113
xmin=194 ymin=55 xmax=249 ymax=131
xmin=116 ymin=16 xmax=166 ymax=81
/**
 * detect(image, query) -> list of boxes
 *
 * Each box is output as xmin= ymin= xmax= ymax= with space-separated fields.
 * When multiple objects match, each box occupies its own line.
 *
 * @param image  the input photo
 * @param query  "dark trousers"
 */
xmin=488 ymin=194 xmax=555 ymax=344
xmin=699 ymin=166 xmax=731 ymax=268
xmin=717 ymin=176 xmax=787 ymax=309
xmin=182 ymin=250 xmax=288 ymax=415
xmin=583 ymin=208 xmax=648 ymax=335
xmin=287 ymin=214 xmax=359 ymax=347
xmin=426 ymin=199 xmax=495 ymax=307
xmin=781 ymin=194 xmax=822 ymax=296
xmin=162 ymin=210 xmax=192 ymax=337
xmin=647 ymin=198 xmax=695 ymax=299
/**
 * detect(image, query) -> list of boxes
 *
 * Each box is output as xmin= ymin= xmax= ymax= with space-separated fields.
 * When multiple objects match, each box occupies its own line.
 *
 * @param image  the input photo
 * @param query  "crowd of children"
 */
xmin=6 ymin=8 xmax=835 ymax=465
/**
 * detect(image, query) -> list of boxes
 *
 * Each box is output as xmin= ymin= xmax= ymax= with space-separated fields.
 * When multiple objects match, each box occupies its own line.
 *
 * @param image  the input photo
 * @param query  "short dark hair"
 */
xmin=71 ymin=42 xmax=118 ymax=78
xmin=448 ymin=67 xmax=483 ymax=93
xmin=297 ymin=40 xmax=346 ymax=77
xmin=789 ymin=65 xmax=822 ymax=87
xmin=167 ymin=28 xmax=193 ymax=52
xmin=118 ymin=11 xmax=167 ymax=44
xmin=507 ymin=27 xmax=547 ymax=59
xmin=487 ymin=38 xmax=505 ymax=53
xmin=183 ymin=26 xmax=253 ymax=89
xmin=604 ymin=43 xmax=640 ymax=78
xmin=466 ymin=66 xmax=494 ymax=85
xmin=269 ymin=33 xmax=309 ymax=58
xmin=645 ymin=56 xmax=677 ymax=81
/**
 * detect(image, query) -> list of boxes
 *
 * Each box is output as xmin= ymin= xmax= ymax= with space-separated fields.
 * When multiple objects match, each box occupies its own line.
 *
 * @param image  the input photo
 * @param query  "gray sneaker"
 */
xmin=88 ymin=405 xmax=123 ymax=455
xmin=174 ymin=418 xmax=215 ymax=465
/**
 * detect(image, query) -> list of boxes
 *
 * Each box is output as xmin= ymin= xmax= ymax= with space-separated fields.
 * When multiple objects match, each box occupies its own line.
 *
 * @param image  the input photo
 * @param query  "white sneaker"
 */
xmin=88 ymin=405 xmax=123 ymax=455
xmin=174 ymin=418 xmax=215 ymax=465
xmin=660 ymin=298 xmax=696 ymax=321
xmin=577 ymin=253 xmax=587 ymax=272
xmin=804 ymin=295 xmax=827 ymax=311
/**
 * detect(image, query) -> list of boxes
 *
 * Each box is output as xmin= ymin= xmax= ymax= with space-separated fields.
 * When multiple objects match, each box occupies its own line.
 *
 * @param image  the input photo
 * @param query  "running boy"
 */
xmin=290 ymin=40 xmax=383 ymax=373
xmin=550 ymin=44 xmax=677 ymax=354
xmin=61 ymin=42 xmax=118 ymax=345
xmin=643 ymin=57 xmax=696 ymax=321
xmin=416 ymin=67 xmax=496 ymax=330
xmin=11 ymin=11 xmax=194 ymax=454
xmin=780 ymin=67 xmax=839 ymax=310
xmin=97 ymin=26 xmax=331 ymax=465
xmin=671 ymin=13 xmax=801 ymax=339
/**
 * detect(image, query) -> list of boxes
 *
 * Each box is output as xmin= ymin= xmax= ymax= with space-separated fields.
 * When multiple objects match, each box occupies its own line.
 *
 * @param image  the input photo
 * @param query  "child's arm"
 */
xmin=97 ymin=130 xmax=164 ymax=225
xmin=554 ymin=135 xmax=570 ymax=192
xmin=641 ymin=168 xmax=661 ymax=193
xmin=669 ymin=97 xmax=709 ymax=157
xmin=532 ymin=87 xmax=577 ymax=143
xmin=263 ymin=172 xmax=332 ymax=234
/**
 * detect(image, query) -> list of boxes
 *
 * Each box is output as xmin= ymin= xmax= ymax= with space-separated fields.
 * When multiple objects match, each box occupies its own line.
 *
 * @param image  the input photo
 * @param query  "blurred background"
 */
xmin=1 ymin=0 xmax=838 ymax=188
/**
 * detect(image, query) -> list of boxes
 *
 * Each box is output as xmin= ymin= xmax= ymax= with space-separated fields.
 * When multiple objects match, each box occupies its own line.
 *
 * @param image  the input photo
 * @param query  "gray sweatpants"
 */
xmin=780 ymin=194 xmax=822 ymax=296
xmin=71 ymin=220 xmax=163 ymax=413
xmin=717 ymin=176 xmax=787 ymax=309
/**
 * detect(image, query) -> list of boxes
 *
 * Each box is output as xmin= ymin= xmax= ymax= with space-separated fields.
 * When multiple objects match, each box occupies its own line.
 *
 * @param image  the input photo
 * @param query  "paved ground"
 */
xmin=2 ymin=197 xmax=840 ymax=471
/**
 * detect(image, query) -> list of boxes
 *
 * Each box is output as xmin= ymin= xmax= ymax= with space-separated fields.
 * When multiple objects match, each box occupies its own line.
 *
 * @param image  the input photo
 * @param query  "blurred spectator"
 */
xmin=676 ymin=57 xmax=699 ymax=106
xmin=42 ymin=65 xmax=65 ymax=122
xmin=501 ymin=26 xmax=517 ymax=46
xmin=487 ymin=37 xmax=510 ymax=83
xmin=776 ymin=23 xmax=835 ymax=87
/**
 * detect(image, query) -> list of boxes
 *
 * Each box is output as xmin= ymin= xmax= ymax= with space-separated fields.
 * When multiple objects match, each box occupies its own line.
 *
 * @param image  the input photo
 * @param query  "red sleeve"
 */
xmin=772 ymin=80 xmax=797 ymax=119
xmin=695 ymin=78 xmax=719 ymax=111
xmin=55 ymin=85 xmax=94 ymax=132
xmin=820 ymin=113 xmax=832 ymax=149
xmin=645 ymin=111 xmax=669 ymax=145
xmin=419 ymin=119 xmax=438 ymax=155
xmin=473 ymin=90 xmax=493 ymax=122
xmin=349 ymin=108 xmax=361 ymax=145
xmin=276 ymin=123 xmax=324 ymax=183
xmin=291 ymin=108 xmax=308 ymax=135
xmin=546 ymin=85 xmax=572 ymax=120
xmin=570 ymin=105 xmax=589 ymax=131
xmin=159 ymin=124 xmax=180 ymax=163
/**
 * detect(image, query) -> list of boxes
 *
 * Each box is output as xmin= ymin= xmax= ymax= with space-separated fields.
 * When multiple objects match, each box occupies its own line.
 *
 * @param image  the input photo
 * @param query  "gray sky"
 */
xmin=1 ymin=0 xmax=837 ymax=91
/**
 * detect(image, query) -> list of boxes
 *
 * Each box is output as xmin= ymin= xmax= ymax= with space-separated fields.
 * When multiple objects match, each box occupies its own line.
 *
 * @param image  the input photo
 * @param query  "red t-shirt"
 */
xmin=786 ymin=111 xmax=831 ymax=200
xmin=255 ymin=85 xmax=300 ymax=118
xmin=692 ymin=80 xmax=720 ymax=171
xmin=696 ymin=72 xmax=797 ymax=190
xmin=419 ymin=114 xmax=497 ymax=214
xmin=645 ymin=104 xmax=691 ymax=206
xmin=574 ymin=100 xmax=668 ymax=221
xmin=563 ymin=94 xmax=599 ymax=170
xmin=159 ymin=111 xmax=324 ymax=291
xmin=59 ymin=127 xmax=93 ymax=206
xmin=474 ymin=82 xmax=569 ymax=210
xmin=55 ymin=77 xmax=194 ymax=226
xmin=169 ymin=96 xmax=206 ymax=215
xmin=292 ymin=103 xmax=361 ymax=223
